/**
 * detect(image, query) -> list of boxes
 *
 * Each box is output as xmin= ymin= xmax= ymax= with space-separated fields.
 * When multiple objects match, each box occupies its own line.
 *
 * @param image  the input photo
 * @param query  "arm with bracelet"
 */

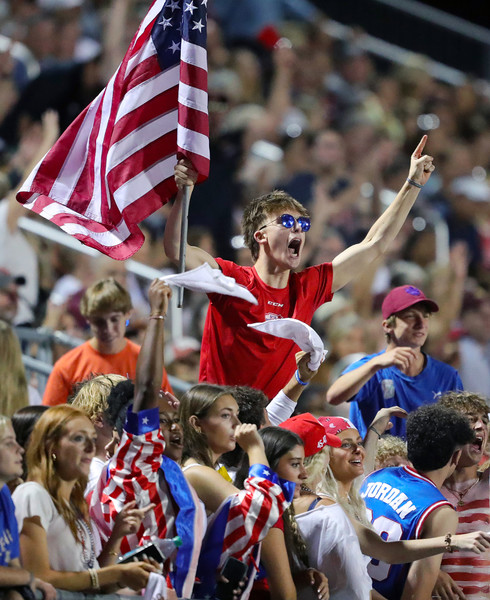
xmin=133 ymin=279 xmax=170 ymax=413
xmin=90 ymin=280 xmax=173 ymax=552
xmin=362 ymin=406 xmax=408 ymax=476
xmin=92 ymin=279 xmax=202 ymax=599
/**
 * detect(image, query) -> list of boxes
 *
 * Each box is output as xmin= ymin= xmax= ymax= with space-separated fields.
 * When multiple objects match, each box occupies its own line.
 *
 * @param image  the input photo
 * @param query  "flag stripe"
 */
xmin=119 ymin=61 xmax=179 ymax=118
xmin=179 ymin=81 xmax=208 ymax=114
xmin=112 ymin=88 xmax=179 ymax=142
xmin=177 ymin=126 xmax=209 ymax=159
xmin=108 ymin=111 xmax=178 ymax=171
xmin=181 ymin=38 xmax=206 ymax=70
xmin=113 ymin=153 xmax=177 ymax=209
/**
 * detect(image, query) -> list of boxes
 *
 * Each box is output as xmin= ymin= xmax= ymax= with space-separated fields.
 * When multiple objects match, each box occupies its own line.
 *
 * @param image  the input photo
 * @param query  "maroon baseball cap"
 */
xmin=381 ymin=285 xmax=439 ymax=319
xmin=280 ymin=413 xmax=341 ymax=456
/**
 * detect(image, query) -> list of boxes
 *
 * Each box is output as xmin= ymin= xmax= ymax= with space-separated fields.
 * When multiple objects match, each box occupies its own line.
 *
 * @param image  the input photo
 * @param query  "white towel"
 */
xmin=161 ymin=263 xmax=258 ymax=305
xmin=248 ymin=318 xmax=327 ymax=370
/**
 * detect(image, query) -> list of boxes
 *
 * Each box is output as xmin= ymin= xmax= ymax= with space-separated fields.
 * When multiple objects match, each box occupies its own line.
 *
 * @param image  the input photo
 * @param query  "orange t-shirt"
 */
xmin=43 ymin=339 xmax=172 ymax=406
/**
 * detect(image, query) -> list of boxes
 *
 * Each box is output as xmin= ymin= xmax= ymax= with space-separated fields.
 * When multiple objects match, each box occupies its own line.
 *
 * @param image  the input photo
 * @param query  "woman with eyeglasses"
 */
xmin=12 ymin=405 xmax=159 ymax=595
xmin=288 ymin=415 xmax=490 ymax=600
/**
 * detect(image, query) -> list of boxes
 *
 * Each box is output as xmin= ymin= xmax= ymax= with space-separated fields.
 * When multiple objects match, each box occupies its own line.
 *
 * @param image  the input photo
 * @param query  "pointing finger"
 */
xmin=413 ymin=135 xmax=427 ymax=158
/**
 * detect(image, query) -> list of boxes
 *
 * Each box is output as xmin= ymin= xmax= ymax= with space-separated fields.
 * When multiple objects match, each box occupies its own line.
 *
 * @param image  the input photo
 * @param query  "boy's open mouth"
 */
xmin=288 ymin=239 xmax=301 ymax=256
xmin=471 ymin=436 xmax=483 ymax=452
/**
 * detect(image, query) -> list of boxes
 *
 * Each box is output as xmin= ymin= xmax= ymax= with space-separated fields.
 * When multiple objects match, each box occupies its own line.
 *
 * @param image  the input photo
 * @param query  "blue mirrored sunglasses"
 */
xmin=259 ymin=213 xmax=311 ymax=232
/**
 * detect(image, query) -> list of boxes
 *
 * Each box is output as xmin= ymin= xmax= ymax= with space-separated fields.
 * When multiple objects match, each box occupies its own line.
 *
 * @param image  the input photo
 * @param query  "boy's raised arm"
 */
xmin=132 ymin=279 xmax=171 ymax=413
xmin=330 ymin=135 xmax=434 ymax=293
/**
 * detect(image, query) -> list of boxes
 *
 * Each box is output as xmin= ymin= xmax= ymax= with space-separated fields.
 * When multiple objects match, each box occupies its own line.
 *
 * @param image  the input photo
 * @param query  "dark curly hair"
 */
xmin=104 ymin=379 xmax=135 ymax=436
xmin=407 ymin=404 xmax=474 ymax=471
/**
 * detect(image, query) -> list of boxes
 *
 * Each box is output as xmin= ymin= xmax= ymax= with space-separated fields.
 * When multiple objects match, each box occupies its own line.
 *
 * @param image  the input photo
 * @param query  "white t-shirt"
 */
xmin=13 ymin=481 xmax=101 ymax=571
xmin=296 ymin=503 xmax=372 ymax=600
xmin=86 ymin=456 xmax=106 ymax=497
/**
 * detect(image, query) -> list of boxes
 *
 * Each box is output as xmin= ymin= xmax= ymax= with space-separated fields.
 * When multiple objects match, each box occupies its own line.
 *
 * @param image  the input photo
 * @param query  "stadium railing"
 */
xmin=317 ymin=0 xmax=490 ymax=85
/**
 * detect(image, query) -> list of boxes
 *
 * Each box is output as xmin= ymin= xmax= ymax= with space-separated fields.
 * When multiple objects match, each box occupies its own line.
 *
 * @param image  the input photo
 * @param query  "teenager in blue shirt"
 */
xmin=327 ymin=285 xmax=463 ymax=438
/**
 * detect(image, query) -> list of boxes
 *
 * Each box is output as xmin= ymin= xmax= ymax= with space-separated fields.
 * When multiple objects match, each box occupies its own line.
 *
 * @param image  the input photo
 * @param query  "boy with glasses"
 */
xmin=164 ymin=137 xmax=434 ymax=399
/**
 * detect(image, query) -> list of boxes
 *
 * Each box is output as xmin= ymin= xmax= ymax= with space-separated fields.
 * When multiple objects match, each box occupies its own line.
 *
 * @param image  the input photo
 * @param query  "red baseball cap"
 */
xmin=318 ymin=416 xmax=358 ymax=436
xmin=381 ymin=285 xmax=439 ymax=320
xmin=280 ymin=413 xmax=341 ymax=456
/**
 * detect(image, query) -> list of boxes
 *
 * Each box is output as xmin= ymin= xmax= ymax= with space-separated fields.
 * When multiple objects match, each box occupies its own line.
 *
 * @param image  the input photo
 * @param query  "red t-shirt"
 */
xmin=199 ymin=259 xmax=333 ymax=398
xmin=43 ymin=339 xmax=173 ymax=406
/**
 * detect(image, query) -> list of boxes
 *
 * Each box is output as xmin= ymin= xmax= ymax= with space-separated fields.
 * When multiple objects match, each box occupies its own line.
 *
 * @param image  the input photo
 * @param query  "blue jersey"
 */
xmin=344 ymin=351 xmax=463 ymax=438
xmin=360 ymin=466 xmax=453 ymax=600
xmin=0 ymin=484 xmax=19 ymax=566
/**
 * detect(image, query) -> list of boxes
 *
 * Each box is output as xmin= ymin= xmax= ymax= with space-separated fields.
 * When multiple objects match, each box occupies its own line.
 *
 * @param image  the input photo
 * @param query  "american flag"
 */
xmin=90 ymin=425 xmax=206 ymax=599
xmin=195 ymin=465 xmax=289 ymax=599
xmin=16 ymin=0 xmax=209 ymax=260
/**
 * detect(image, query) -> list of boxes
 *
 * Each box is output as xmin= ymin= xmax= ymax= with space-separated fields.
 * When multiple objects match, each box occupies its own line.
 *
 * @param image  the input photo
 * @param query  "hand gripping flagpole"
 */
xmin=177 ymin=185 xmax=191 ymax=308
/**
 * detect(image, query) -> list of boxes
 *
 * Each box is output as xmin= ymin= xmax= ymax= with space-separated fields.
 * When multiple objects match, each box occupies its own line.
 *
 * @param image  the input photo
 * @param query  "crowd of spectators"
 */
xmin=0 ymin=0 xmax=489 ymax=410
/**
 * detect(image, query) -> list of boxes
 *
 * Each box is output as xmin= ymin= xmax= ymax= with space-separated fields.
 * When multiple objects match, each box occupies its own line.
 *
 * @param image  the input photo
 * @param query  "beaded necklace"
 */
xmin=75 ymin=517 xmax=97 ymax=569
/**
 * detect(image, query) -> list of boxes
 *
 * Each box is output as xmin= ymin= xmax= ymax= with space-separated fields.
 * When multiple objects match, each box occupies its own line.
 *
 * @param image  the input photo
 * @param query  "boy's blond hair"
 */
xmin=69 ymin=373 xmax=127 ymax=421
xmin=375 ymin=435 xmax=408 ymax=470
xmin=80 ymin=278 xmax=132 ymax=319
xmin=438 ymin=390 xmax=489 ymax=420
